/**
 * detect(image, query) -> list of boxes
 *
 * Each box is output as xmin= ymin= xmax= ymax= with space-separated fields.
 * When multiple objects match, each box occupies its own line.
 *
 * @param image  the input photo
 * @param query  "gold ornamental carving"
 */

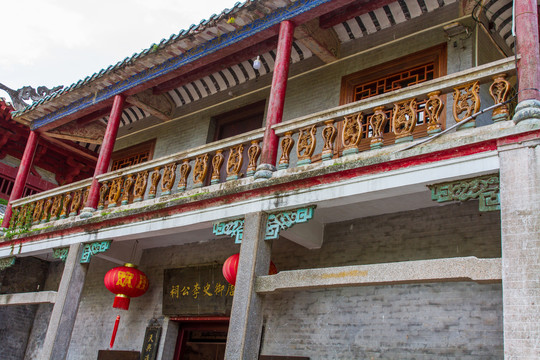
xmin=489 ymin=74 xmax=510 ymax=122
xmin=41 ymin=197 xmax=53 ymax=223
xmin=246 ymin=140 xmax=261 ymax=176
xmin=133 ymin=170 xmax=149 ymax=201
xmin=342 ymin=112 xmax=363 ymax=155
xmin=32 ymin=199 xmax=44 ymax=224
xmin=193 ymin=154 xmax=209 ymax=188
xmin=392 ymin=98 xmax=417 ymax=142
xmin=368 ymin=106 xmax=388 ymax=149
xmin=148 ymin=167 xmax=162 ymax=199
xmin=297 ymin=125 xmax=317 ymax=165
xmin=278 ymin=131 xmax=294 ymax=169
xmin=161 ymin=163 xmax=177 ymax=195
xmin=178 ymin=159 xmax=191 ymax=191
xmin=70 ymin=189 xmax=82 ymax=216
xmin=227 ymin=144 xmax=244 ymax=181
xmin=60 ymin=193 xmax=72 ymax=219
xmin=321 ymin=120 xmax=336 ymax=160
xmin=211 ymin=150 xmax=225 ymax=184
xmin=98 ymin=181 xmax=110 ymax=210
xmin=121 ymin=174 xmax=135 ymax=204
xmin=50 ymin=195 xmax=62 ymax=220
xmin=108 ymin=177 xmax=123 ymax=208
xmin=425 ymin=91 xmax=444 ymax=134
xmin=453 ymin=81 xmax=480 ymax=127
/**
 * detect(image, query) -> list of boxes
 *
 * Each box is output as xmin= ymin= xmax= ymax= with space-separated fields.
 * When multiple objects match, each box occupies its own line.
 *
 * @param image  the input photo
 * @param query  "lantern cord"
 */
xmin=110 ymin=315 xmax=121 ymax=349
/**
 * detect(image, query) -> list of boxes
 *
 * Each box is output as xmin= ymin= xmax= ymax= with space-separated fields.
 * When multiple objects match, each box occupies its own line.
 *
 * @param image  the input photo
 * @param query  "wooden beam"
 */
xmin=153 ymin=36 xmax=279 ymax=94
xmin=126 ymin=89 xmax=174 ymax=122
xmin=41 ymin=134 xmax=98 ymax=163
xmin=319 ymin=0 xmax=396 ymax=29
xmin=294 ymin=18 xmax=340 ymax=63
xmin=45 ymin=120 xmax=107 ymax=144
xmin=0 ymin=291 xmax=57 ymax=305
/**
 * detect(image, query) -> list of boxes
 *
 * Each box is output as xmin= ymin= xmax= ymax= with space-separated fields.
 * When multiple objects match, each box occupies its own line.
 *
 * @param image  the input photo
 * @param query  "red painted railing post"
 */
xmin=81 ymin=94 xmax=126 ymax=217
xmin=1 ymin=131 xmax=40 ymax=228
xmin=255 ymin=20 xmax=295 ymax=179
xmin=513 ymin=0 xmax=540 ymax=123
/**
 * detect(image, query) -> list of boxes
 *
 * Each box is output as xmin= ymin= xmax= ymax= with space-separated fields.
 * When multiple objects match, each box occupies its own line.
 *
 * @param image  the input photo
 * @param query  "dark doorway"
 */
xmin=173 ymin=318 xmax=229 ymax=360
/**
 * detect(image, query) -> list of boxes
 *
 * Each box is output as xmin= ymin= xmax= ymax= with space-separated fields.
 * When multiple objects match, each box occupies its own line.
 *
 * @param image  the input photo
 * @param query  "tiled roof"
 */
xmin=12 ymin=0 xmax=258 ymax=118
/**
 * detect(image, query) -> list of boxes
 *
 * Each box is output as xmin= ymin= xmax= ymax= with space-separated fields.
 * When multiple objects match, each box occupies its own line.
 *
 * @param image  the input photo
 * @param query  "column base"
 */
xmin=512 ymin=99 xmax=540 ymax=124
xmin=254 ymin=164 xmax=276 ymax=180
xmin=79 ymin=207 xmax=96 ymax=219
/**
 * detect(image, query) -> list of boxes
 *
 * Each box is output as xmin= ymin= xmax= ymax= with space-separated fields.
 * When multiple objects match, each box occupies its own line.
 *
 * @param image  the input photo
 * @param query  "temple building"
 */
xmin=1 ymin=0 xmax=539 ymax=359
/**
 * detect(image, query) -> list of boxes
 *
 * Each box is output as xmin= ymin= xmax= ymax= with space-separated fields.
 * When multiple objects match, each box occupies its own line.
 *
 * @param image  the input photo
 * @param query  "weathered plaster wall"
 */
xmin=63 ymin=201 xmax=501 ymax=359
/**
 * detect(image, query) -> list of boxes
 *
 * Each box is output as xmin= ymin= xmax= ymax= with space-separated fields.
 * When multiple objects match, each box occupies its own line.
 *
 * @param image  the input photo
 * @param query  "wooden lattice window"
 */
xmin=340 ymin=44 xmax=447 ymax=151
xmin=110 ymin=139 xmax=155 ymax=171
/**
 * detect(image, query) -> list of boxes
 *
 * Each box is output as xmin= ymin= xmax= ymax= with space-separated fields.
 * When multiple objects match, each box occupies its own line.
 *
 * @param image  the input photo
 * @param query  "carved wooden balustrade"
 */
xmin=5 ymin=58 xmax=515 ymax=233
xmin=273 ymin=57 xmax=515 ymax=168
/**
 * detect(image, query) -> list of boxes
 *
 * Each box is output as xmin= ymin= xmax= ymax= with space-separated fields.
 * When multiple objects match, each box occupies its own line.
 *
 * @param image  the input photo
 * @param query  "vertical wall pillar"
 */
xmin=224 ymin=212 xmax=271 ymax=359
xmin=81 ymin=94 xmax=125 ymax=217
xmin=1 ymin=130 xmax=39 ymax=229
xmin=499 ymin=139 xmax=540 ymax=358
xmin=513 ymin=0 xmax=540 ymax=123
xmin=255 ymin=20 xmax=295 ymax=180
xmin=40 ymin=243 xmax=88 ymax=360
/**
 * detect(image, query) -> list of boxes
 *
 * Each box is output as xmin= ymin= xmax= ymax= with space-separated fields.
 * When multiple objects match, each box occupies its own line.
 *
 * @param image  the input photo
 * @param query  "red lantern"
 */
xmin=222 ymin=253 xmax=278 ymax=285
xmin=104 ymin=263 xmax=149 ymax=310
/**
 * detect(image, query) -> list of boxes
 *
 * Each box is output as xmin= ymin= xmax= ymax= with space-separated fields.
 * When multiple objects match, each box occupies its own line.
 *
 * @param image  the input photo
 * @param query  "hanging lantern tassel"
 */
xmin=110 ymin=315 xmax=121 ymax=349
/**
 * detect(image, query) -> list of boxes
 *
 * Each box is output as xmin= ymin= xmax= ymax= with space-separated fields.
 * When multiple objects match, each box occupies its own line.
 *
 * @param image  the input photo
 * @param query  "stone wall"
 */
xmin=0 ymin=257 xmax=50 ymax=360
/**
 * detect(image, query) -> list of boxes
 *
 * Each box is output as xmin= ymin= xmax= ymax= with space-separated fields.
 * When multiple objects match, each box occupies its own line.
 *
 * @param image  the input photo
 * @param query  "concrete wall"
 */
xmin=60 ymin=200 xmax=501 ymax=359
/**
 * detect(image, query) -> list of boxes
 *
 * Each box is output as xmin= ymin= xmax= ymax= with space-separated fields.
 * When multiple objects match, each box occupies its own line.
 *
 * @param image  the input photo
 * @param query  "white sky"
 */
xmin=0 ymin=0 xmax=240 ymax=102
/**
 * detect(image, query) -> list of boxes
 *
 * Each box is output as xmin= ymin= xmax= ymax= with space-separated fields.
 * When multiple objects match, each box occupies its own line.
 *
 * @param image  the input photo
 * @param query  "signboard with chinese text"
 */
xmin=140 ymin=325 xmax=161 ymax=360
xmin=163 ymin=264 xmax=235 ymax=316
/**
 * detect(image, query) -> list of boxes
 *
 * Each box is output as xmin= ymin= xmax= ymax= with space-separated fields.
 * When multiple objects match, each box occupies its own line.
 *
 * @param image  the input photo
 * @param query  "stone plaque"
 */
xmin=163 ymin=264 xmax=235 ymax=316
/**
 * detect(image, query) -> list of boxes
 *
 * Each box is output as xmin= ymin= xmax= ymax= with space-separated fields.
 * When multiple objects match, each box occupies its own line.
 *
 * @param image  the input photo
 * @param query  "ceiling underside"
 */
xmin=74 ymin=0 xmax=513 ymax=153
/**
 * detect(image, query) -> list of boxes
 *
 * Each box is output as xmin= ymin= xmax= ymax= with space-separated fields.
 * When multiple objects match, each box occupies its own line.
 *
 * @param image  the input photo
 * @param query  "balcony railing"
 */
xmin=5 ymin=57 xmax=516 ymax=234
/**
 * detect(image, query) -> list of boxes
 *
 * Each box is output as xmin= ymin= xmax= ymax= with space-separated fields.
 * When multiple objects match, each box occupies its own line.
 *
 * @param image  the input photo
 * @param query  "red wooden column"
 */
xmin=1 ymin=131 xmax=40 ymax=228
xmin=255 ymin=20 xmax=295 ymax=179
xmin=80 ymin=94 xmax=125 ymax=217
xmin=515 ymin=0 xmax=540 ymax=102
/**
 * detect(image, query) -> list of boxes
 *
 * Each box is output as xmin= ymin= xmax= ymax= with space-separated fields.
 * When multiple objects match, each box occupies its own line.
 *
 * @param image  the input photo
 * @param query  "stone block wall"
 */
xmin=0 ymin=257 xmax=50 ymax=360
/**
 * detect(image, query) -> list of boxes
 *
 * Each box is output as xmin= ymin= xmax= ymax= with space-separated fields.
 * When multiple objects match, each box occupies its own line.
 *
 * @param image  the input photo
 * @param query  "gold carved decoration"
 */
xmin=368 ymin=106 xmax=388 ymax=149
xmin=82 ymin=187 xmax=89 ymax=210
xmin=16 ymin=205 xmax=27 ymax=227
xmin=133 ymin=170 xmax=149 ymax=201
xmin=98 ymin=181 xmax=110 ymax=210
xmin=425 ymin=91 xmax=444 ymax=134
xmin=50 ymin=195 xmax=62 ymax=220
xmin=392 ymin=98 xmax=417 ymax=142
xmin=161 ymin=163 xmax=177 ymax=195
xmin=211 ymin=150 xmax=225 ymax=185
xmin=342 ymin=112 xmax=363 ymax=155
xmin=453 ymin=81 xmax=480 ymax=127
xmin=108 ymin=177 xmax=123 ymax=208
xmin=42 ymin=197 xmax=53 ymax=223
xmin=193 ymin=154 xmax=209 ymax=188
xmin=227 ymin=144 xmax=244 ymax=181
xmin=32 ymin=199 xmax=44 ymax=224
xmin=178 ymin=159 xmax=191 ymax=191
xmin=246 ymin=140 xmax=261 ymax=176
xmin=70 ymin=189 xmax=82 ymax=216
xmin=297 ymin=125 xmax=317 ymax=165
xmin=278 ymin=131 xmax=294 ymax=169
xmin=122 ymin=174 xmax=134 ymax=204
xmin=321 ymin=120 xmax=336 ymax=160
xmin=60 ymin=193 xmax=72 ymax=219
xmin=489 ymin=74 xmax=510 ymax=122
xmin=148 ymin=167 xmax=162 ymax=199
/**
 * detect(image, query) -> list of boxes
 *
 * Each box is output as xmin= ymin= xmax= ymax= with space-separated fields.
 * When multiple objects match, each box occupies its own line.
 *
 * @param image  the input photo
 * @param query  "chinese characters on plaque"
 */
xmin=163 ymin=264 xmax=234 ymax=316
xmin=140 ymin=325 xmax=161 ymax=360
